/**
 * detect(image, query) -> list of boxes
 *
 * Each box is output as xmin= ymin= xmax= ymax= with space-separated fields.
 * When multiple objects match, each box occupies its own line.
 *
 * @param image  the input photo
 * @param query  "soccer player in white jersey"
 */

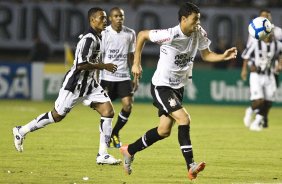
xmin=100 ymin=7 xmax=137 ymax=148
xmin=12 ymin=7 xmax=122 ymax=165
xmin=119 ymin=2 xmax=237 ymax=180
xmin=241 ymin=9 xmax=282 ymax=128
xmin=241 ymin=31 xmax=282 ymax=131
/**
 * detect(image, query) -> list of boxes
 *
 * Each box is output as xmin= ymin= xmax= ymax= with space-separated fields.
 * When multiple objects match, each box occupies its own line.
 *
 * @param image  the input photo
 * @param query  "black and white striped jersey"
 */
xmin=61 ymin=27 xmax=101 ymax=97
xmin=241 ymin=39 xmax=282 ymax=72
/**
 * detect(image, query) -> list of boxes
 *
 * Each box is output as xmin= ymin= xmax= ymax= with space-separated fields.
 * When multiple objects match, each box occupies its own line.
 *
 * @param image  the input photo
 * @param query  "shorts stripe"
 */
xmin=142 ymin=135 xmax=148 ymax=147
xmin=180 ymin=145 xmax=192 ymax=149
xmin=154 ymin=86 xmax=168 ymax=113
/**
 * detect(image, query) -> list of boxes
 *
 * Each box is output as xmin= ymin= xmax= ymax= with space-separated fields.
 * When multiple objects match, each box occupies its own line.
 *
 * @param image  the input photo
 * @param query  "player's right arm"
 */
xmin=77 ymin=62 xmax=117 ymax=73
xmin=241 ymin=59 xmax=249 ymax=81
xmin=132 ymin=30 xmax=150 ymax=79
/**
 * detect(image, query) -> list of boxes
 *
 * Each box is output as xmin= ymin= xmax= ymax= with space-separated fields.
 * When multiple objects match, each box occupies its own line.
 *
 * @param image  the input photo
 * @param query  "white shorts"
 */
xmin=54 ymin=84 xmax=110 ymax=116
xmin=249 ymin=72 xmax=277 ymax=101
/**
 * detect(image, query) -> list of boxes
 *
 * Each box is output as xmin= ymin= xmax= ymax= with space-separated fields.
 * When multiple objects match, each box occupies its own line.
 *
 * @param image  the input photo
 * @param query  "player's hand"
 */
xmin=223 ymin=47 xmax=238 ymax=61
xmin=132 ymin=63 xmax=142 ymax=79
xmin=132 ymin=76 xmax=139 ymax=92
xmin=104 ymin=63 xmax=117 ymax=73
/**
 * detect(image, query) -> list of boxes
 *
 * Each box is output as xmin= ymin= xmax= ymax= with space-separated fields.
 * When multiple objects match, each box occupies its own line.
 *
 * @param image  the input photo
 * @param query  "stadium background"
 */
xmin=1 ymin=0 xmax=282 ymax=105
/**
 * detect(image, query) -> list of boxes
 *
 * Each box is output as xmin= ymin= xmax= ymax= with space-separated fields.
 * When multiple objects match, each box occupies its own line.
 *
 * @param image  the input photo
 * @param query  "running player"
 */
xmin=12 ymin=7 xmax=121 ymax=165
xmin=98 ymin=7 xmax=137 ymax=148
xmin=241 ymin=9 xmax=282 ymax=128
xmin=120 ymin=2 xmax=237 ymax=180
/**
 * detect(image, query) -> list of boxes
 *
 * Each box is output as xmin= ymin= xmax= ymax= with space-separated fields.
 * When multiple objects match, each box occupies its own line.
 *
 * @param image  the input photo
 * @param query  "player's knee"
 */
xmin=51 ymin=110 xmax=65 ymax=122
xmin=178 ymin=114 xmax=191 ymax=125
xmin=123 ymin=103 xmax=133 ymax=112
xmin=157 ymin=128 xmax=171 ymax=138
xmin=102 ymin=107 xmax=115 ymax=118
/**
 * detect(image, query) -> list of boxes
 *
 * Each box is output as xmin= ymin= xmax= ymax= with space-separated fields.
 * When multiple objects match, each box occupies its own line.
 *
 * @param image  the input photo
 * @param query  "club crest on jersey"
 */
xmin=168 ymin=98 xmax=177 ymax=108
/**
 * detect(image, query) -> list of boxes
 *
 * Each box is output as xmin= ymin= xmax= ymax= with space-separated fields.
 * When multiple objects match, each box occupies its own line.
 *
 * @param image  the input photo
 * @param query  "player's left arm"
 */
xmin=200 ymin=47 xmax=238 ymax=62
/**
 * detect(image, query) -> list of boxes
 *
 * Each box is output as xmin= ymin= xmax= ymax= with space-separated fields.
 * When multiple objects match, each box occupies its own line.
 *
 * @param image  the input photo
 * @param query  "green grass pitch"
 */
xmin=1 ymin=100 xmax=282 ymax=184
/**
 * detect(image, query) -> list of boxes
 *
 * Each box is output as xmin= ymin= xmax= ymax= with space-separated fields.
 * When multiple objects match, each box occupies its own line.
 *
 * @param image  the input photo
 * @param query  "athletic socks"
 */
xmin=19 ymin=112 xmax=55 ymax=136
xmin=98 ymin=117 xmax=113 ymax=155
xmin=112 ymin=109 xmax=130 ymax=136
xmin=128 ymin=127 xmax=163 ymax=155
xmin=178 ymin=125 xmax=194 ymax=169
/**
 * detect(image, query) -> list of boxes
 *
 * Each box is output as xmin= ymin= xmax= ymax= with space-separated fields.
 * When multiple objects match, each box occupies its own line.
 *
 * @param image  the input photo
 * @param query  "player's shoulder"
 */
xmin=122 ymin=26 xmax=136 ymax=34
xmin=273 ymin=25 xmax=282 ymax=40
xmin=81 ymin=28 xmax=99 ymax=40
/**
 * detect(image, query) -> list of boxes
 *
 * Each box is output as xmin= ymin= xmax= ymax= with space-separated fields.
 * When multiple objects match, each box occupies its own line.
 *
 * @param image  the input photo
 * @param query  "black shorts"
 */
xmin=151 ymin=83 xmax=184 ymax=117
xmin=100 ymin=80 xmax=133 ymax=101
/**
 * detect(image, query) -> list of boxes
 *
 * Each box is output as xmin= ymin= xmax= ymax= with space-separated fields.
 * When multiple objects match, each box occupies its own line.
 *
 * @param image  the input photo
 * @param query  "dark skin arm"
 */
xmin=77 ymin=62 xmax=117 ymax=73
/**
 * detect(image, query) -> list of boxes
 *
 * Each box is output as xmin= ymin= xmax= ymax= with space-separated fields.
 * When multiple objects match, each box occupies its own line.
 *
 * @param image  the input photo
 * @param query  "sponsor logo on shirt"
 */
xmin=174 ymin=53 xmax=194 ymax=68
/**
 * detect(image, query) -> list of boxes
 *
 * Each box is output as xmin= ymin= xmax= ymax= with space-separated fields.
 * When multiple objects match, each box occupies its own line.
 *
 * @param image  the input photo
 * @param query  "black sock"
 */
xmin=178 ymin=125 xmax=194 ymax=169
xmin=112 ymin=109 xmax=131 ymax=136
xmin=128 ymin=127 xmax=164 ymax=155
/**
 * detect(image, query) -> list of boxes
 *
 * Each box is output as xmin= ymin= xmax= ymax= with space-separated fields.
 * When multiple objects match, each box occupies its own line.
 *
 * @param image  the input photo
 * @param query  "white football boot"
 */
xmin=120 ymin=145 xmax=134 ymax=175
xmin=12 ymin=126 xmax=24 ymax=152
xmin=96 ymin=154 xmax=121 ymax=165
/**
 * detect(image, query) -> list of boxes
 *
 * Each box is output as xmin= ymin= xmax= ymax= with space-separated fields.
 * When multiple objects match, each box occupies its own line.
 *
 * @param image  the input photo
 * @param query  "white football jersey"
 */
xmin=100 ymin=25 xmax=136 ymax=81
xmin=149 ymin=25 xmax=211 ymax=88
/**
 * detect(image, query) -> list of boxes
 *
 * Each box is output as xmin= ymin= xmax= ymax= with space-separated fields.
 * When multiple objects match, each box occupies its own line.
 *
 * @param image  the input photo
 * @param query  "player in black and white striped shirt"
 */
xmin=241 ymin=31 xmax=282 ymax=131
xmin=12 ymin=7 xmax=121 ymax=165
xmin=241 ymin=9 xmax=282 ymax=130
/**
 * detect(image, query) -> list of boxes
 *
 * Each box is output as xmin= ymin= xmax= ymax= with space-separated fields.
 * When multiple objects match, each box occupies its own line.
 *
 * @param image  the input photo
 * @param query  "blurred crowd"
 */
xmin=3 ymin=0 xmax=282 ymax=8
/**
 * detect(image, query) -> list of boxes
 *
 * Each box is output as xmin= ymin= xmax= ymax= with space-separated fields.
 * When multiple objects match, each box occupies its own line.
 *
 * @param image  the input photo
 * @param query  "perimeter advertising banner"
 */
xmin=0 ymin=62 xmax=32 ymax=99
xmin=1 ymin=62 xmax=282 ymax=106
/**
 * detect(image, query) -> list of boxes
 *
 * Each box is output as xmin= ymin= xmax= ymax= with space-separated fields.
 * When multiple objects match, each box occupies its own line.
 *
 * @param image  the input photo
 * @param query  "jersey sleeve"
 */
xmin=148 ymin=29 xmax=172 ymax=45
xmin=128 ymin=30 xmax=136 ymax=53
xmin=274 ymin=25 xmax=282 ymax=42
xmin=241 ymin=42 xmax=256 ymax=60
xmin=197 ymin=26 xmax=211 ymax=50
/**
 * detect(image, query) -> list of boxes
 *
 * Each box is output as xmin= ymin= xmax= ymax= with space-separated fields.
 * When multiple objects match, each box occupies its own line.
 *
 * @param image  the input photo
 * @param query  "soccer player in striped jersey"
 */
xmin=84 ymin=7 xmax=137 ymax=148
xmin=12 ymin=7 xmax=122 ymax=165
xmin=241 ymin=9 xmax=282 ymax=128
xmin=241 ymin=30 xmax=282 ymax=131
xmin=120 ymin=2 xmax=237 ymax=180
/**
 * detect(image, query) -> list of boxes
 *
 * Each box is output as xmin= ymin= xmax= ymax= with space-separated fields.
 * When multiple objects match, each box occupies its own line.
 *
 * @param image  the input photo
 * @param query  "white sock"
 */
xmin=19 ymin=112 xmax=55 ymax=136
xmin=98 ymin=117 xmax=112 ymax=155
xmin=246 ymin=107 xmax=253 ymax=116
xmin=252 ymin=114 xmax=264 ymax=126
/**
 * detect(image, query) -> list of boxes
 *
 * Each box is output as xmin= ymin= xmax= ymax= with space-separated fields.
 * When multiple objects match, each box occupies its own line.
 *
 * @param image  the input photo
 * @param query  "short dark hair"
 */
xmin=109 ymin=7 xmax=123 ymax=16
xmin=178 ymin=2 xmax=200 ymax=22
xmin=88 ymin=7 xmax=104 ymax=22
xmin=259 ymin=9 xmax=270 ymax=15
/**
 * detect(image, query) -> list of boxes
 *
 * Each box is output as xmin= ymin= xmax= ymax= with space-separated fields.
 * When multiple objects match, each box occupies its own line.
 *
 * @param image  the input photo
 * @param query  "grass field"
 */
xmin=1 ymin=100 xmax=282 ymax=184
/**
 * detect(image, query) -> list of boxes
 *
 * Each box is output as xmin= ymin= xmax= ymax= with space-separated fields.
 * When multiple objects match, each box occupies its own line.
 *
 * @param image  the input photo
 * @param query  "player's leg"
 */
xmin=92 ymin=101 xmax=121 ymax=165
xmin=120 ymin=115 xmax=172 ymax=175
xmin=243 ymin=106 xmax=254 ymax=127
xmin=111 ymin=80 xmax=134 ymax=148
xmin=87 ymin=85 xmax=121 ymax=165
xmin=170 ymin=108 xmax=205 ymax=180
xmin=12 ymin=90 xmax=75 ymax=152
xmin=249 ymin=99 xmax=265 ymax=131
xmin=262 ymin=75 xmax=277 ymax=128
xmin=249 ymin=73 xmax=264 ymax=131
xmin=111 ymin=96 xmax=133 ymax=148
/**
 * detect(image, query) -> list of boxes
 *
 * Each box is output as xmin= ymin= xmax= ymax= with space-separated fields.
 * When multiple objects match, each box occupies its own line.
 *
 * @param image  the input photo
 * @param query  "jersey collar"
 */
xmin=177 ymin=24 xmax=190 ymax=38
xmin=108 ymin=25 xmax=123 ymax=34
xmin=89 ymin=27 xmax=102 ymax=39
